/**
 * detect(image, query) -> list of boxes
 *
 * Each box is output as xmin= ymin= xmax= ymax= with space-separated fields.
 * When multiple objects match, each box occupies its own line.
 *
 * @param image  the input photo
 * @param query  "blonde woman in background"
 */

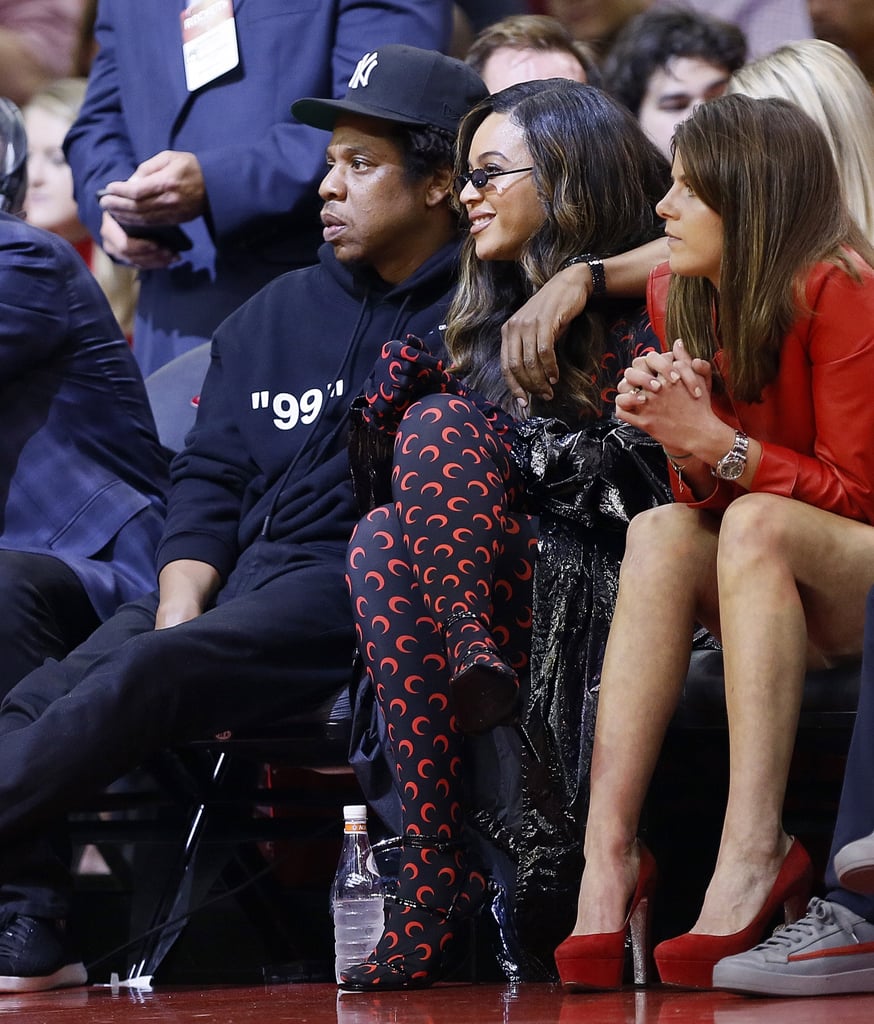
xmin=24 ymin=77 xmax=138 ymax=340
xmin=728 ymin=39 xmax=874 ymax=242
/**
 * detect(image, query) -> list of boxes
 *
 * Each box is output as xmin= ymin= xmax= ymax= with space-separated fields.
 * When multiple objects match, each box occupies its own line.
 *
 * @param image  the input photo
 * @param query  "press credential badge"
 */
xmin=181 ymin=0 xmax=239 ymax=93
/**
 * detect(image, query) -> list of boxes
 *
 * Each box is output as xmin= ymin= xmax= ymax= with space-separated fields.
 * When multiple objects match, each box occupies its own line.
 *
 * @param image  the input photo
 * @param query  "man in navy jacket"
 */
xmin=0 ymin=100 xmax=168 ymax=698
xmin=0 ymin=45 xmax=486 ymax=992
xmin=64 ymin=0 xmax=453 ymax=375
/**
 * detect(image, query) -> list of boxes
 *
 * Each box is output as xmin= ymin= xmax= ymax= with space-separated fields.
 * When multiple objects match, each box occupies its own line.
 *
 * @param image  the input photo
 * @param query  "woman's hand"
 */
xmin=615 ymin=339 xmax=716 ymax=456
xmin=360 ymin=335 xmax=449 ymax=433
xmin=500 ymin=262 xmax=594 ymax=407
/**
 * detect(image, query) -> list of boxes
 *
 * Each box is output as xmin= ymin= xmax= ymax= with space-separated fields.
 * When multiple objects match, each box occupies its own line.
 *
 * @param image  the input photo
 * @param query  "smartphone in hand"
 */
xmin=97 ymin=189 xmax=193 ymax=251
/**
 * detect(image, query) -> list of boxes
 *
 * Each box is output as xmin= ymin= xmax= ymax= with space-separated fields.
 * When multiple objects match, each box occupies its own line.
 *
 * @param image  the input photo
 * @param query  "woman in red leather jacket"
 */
xmin=556 ymin=93 xmax=874 ymax=992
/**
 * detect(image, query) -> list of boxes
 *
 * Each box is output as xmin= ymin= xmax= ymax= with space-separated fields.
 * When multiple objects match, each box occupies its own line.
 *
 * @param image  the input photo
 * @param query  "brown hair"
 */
xmin=668 ymin=94 xmax=874 ymax=402
xmin=466 ymin=14 xmax=601 ymax=87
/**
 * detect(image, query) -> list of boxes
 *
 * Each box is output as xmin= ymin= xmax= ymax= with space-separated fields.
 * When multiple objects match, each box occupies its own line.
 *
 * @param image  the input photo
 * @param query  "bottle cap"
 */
xmin=343 ymin=804 xmax=368 ymax=821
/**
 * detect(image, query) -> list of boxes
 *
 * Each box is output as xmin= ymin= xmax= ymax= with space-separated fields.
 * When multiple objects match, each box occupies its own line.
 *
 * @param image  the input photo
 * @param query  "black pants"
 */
xmin=0 ymin=539 xmax=354 ymax=918
xmin=826 ymin=585 xmax=874 ymax=921
xmin=0 ymin=550 xmax=100 ymax=701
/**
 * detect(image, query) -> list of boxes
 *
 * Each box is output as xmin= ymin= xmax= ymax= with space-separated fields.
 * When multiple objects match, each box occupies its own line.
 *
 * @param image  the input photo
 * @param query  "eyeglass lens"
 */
xmin=454 ymin=168 xmax=490 ymax=194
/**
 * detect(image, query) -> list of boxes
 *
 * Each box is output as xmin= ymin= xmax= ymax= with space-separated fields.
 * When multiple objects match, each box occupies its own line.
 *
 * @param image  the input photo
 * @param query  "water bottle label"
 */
xmin=344 ymin=821 xmax=367 ymax=833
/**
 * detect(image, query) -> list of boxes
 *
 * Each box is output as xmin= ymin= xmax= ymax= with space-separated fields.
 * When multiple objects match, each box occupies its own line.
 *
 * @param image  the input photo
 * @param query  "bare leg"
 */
xmin=572 ymin=502 xmax=720 ymax=935
xmin=693 ymin=493 xmax=874 ymax=934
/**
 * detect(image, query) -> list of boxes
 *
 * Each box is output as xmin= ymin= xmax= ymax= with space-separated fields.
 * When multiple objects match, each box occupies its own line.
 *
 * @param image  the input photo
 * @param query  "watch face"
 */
xmin=717 ymin=456 xmax=745 ymax=481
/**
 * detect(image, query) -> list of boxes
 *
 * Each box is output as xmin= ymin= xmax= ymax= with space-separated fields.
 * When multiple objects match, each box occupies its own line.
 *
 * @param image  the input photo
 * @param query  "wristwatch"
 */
xmin=714 ymin=431 xmax=749 ymax=481
xmin=560 ymin=253 xmax=606 ymax=297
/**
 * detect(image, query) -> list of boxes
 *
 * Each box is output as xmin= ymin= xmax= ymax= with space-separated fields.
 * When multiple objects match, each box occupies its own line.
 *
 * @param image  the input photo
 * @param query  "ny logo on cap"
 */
xmin=348 ymin=52 xmax=378 ymax=90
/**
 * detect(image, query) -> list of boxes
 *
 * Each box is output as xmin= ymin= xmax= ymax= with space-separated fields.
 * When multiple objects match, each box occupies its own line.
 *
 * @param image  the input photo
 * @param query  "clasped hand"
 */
xmin=615 ymin=339 xmax=714 ymax=454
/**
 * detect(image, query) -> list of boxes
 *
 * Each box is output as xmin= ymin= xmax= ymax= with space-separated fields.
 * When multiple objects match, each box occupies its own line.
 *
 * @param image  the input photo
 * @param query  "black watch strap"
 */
xmin=561 ymin=253 xmax=606 ymax=297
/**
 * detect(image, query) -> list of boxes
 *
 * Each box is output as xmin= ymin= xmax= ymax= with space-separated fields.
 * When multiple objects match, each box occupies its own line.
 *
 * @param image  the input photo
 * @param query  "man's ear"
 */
xmin=424 ymin=165 xmax=454 ymax=208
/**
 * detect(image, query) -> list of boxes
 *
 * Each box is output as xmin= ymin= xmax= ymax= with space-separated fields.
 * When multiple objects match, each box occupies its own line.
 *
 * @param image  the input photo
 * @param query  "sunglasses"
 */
xmin=454 ymin=166 xmax=534 ymax=195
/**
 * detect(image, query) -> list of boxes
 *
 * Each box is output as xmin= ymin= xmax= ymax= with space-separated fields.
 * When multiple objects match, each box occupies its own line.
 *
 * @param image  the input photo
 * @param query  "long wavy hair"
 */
xmin=445 ymin=79 xmax=668 ymax=419
xmin=667 ymin=94 xmax=874 ymax=403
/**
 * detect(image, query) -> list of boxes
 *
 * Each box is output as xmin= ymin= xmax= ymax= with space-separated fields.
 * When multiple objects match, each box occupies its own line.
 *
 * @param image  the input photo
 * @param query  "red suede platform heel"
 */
xmin=554 ymin=843 xmax=658 ymax=991
xmin=654 ymin=837 xmax=813 ymax=990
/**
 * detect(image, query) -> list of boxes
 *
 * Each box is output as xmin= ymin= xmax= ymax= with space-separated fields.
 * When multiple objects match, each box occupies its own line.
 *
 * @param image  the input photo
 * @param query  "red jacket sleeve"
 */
xmin=647 ymin=256 xmax=874 ymax=523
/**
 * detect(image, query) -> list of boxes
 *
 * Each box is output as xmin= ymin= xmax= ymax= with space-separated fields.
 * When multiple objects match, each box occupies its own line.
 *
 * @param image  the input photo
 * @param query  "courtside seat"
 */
xmin=676 ymin=648 xmax=860 ymax=732
xmin=67 ymin=347 xmax=360 ymax=983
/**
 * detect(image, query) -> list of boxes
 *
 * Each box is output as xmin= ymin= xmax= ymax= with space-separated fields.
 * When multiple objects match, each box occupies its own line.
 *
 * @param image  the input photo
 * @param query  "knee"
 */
xmin=395 ymin=393 xmax=481 ymax=452
xmin=621 ymin=503 xmax=701 ymax=574
xmin=347 ymin=506 xmax=402 ymax=582
xmin=718 ymin=493 xmax=791 ymax=567
xmin=0 ymin=552 xmax=52 ymax=625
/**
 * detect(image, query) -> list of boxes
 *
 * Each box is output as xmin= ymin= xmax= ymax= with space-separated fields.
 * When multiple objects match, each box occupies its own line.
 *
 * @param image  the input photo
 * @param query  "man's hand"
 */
xmin=98 ymin=150 xmax=206 ymax=227
xmin=100 ymin=211 xmax=179 ymax=270
xmin=155 ymin=559 xmax=221 ymax=630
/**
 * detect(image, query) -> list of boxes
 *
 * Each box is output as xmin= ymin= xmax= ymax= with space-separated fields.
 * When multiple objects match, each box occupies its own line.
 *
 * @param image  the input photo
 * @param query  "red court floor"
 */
xmin=1 ymin=982 xmax=873 ymax=1024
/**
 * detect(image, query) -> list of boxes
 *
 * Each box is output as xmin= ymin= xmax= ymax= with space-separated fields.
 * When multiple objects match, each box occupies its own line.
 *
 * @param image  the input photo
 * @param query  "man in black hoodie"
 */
xmin=0 ymin=44 xmax=487 ymax=992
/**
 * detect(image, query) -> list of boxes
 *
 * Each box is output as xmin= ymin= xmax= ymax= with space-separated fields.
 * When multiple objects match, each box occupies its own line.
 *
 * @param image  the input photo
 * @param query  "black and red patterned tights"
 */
xmin=343 ymin=394 xmax=537 ymax=988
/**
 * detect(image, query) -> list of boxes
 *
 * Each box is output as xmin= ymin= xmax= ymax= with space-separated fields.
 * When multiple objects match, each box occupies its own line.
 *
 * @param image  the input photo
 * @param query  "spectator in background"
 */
xmin=0 ymin=0 xmax=83 ymax=106
xmin=0 ymin=97 xmax=167 ymax=705
xmin=728 ymin=39 xmax=874 ymax=242
xmin=465 ymin=13 xmax=601 ymax=91
xmin=808 ymin=0 xmax=874 ymax=85
xmin=64 ymin=1 xmax=452 ymax=376
xmin=24 ymin=77 xmax=138 ymax=340
xmin=653 ymin=0 xmax=812 ymax=59
xmin=602 ymin=6 xmax=746 ymax=160
xmin=530 ymin=0 xmax=649 ymax=59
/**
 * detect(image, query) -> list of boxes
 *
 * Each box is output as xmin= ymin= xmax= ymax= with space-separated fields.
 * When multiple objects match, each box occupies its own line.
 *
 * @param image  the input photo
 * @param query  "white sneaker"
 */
xmin=835 ymin=830 xmax=874 ymax=894
xmin=712 ymin=897 xmax=874 ymax=997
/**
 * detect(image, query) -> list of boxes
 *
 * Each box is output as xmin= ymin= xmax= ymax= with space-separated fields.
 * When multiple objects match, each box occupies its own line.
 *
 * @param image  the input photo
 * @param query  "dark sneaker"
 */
xmin=835 ymin=830 xmax=874 ymax=894
xmin=0 ymin=914 xmax=87 ymax=993
xmin=712 ymin=897 xmax=874 ymax=997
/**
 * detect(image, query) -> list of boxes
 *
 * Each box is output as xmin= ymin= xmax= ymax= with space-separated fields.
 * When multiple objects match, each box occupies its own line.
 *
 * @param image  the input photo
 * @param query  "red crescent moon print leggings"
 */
xmin=345 ymin=394 xmax=537 ymax=962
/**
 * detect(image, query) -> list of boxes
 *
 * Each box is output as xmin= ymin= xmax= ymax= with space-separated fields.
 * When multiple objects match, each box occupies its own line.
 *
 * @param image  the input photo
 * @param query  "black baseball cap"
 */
xmin=292 ymin=44 xmax=487 ymax=134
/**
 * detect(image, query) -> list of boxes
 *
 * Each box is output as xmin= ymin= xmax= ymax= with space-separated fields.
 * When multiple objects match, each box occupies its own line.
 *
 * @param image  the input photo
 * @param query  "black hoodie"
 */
xmin=155 ymin=240 xmax=460 ymax=581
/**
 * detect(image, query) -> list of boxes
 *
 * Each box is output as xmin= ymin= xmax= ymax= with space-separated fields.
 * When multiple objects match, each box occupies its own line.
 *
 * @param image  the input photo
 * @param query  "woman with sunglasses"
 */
xmin=342 ymin=78 xmax=670 ymax=990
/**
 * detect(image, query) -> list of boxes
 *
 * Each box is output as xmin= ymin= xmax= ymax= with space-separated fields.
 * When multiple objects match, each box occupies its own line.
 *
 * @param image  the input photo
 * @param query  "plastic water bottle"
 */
xmin=330 ymin=804 xmax=385 ymax=983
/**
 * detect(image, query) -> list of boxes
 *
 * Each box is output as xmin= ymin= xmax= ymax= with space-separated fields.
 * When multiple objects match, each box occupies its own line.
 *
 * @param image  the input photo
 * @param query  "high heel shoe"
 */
xmin=554 ymin=843 xmax=658 ymax=991
xmin=654 ymin=837 xmax=813 ymax=990
xmin=339 ymin=836 xmax=487 ymax=991
xmin=442 ymin=610 xmax=519 ymax=734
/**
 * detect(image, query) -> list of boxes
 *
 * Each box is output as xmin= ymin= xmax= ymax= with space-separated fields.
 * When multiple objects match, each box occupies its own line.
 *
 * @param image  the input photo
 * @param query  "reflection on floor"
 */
xmin=1 ymin=983 xmax=873 ymax=1024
